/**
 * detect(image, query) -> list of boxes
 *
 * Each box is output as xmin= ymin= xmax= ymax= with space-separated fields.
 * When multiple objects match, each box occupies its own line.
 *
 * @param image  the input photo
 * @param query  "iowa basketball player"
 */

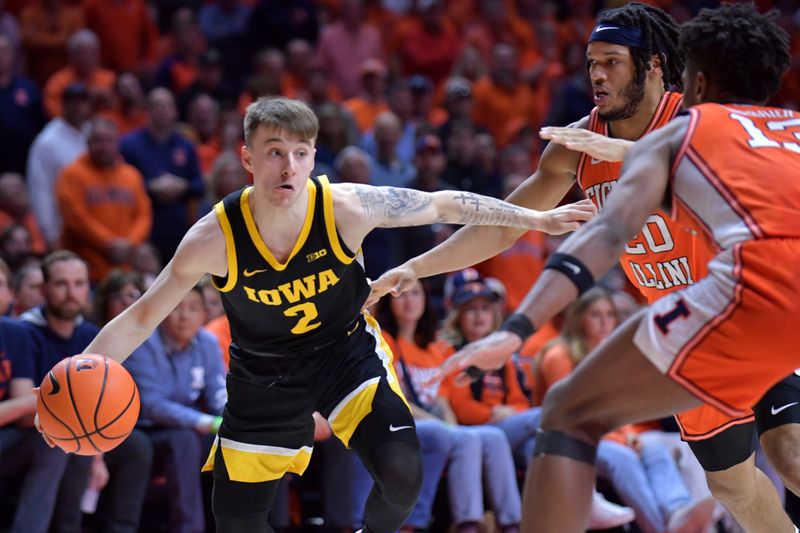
xmin=431 ymin=4 xmax=800 ymax=532
xmin=36 ymin=97 xmax=593 ymax=533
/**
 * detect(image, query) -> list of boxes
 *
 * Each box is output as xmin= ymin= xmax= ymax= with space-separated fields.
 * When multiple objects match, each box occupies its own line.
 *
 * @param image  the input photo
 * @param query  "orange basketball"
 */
xmin=37 ymin=354 xmax=140 ymax=455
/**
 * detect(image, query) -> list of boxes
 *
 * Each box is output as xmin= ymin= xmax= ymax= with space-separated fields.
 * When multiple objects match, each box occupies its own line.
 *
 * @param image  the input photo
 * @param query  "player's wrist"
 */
xmin=500 ymin=313 xmax=537 ymax=343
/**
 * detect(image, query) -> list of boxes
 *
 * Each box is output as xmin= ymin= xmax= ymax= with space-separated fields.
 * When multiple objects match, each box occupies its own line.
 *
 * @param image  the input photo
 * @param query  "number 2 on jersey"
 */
xmin=284 ymin=302 xmax=322 ymax=334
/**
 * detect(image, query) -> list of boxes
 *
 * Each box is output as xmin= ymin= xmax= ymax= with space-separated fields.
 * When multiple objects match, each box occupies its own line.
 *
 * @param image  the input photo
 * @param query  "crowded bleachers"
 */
xmin=1 ymin=0 xmax=799 ymax=531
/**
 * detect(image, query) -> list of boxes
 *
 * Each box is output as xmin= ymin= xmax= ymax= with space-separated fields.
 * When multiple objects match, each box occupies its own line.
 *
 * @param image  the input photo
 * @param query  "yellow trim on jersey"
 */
xmin=240 ymin=184 xmax=316 ymax=272
xmin=328 ymin=377 xmax=380 ymax=448
xmin=318 ymin=175 xmax=356 ymax=265
xmin=212 ymin=200 xmax=238 ymax=292
xmin=364 ymin=313 xmax=411 ymax=409
xmin=202 ymin=436 xmax=314 ymax=482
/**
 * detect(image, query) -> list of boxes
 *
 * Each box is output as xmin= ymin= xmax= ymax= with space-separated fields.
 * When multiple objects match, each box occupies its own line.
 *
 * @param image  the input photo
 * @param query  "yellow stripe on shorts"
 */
xmin=202 ymin=436 xmax=314 ymax=483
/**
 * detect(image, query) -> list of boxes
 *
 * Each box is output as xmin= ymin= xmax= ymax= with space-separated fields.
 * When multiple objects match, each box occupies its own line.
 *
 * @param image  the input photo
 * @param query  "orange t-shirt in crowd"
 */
xmin=471 ymin=75 xmax=539 ymax=148
xmin=477 ymin=230 xmax=547 ymax=311
xmin=99 ymin=107 xmax=149 ymax=137
xmin=343 ymin=97 xmax=390 ymax=134
xmin=81 ymin=0 xmax=158 ymax=71
xmin=382 ymin=331 xmax=451 ymax=408
xmin=440 ymin=340 xmax=530 ymax=425
xmin=44 ymin=67 xmax=116 ymax=118
xmin=55 ymin=154 xmax=152 ymax=282
xmin=205 ymin=314 xmax=231 ymax=369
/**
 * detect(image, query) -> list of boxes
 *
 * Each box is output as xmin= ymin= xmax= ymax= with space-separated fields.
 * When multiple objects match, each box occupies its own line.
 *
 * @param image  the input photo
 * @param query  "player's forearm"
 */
xmin=432 ymin=191 xmax=545 ymax=230
xmin=517 ymin=216 xmax=630 ymax=328
xmin=85 ymin=311 xmax=158 ymax=363
xmin=406 ymin=224 xmax=524 ymax=279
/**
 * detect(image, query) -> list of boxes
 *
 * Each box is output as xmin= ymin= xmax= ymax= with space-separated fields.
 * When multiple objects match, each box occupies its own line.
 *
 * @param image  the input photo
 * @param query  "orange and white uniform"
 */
xmin=634 ymin=103 xmax=800 ymax=425
xmin=578 ymin=92 xmax=751 ymax=440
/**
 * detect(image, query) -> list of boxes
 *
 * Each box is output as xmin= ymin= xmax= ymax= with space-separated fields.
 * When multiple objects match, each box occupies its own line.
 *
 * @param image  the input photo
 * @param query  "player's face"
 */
xmin=586 ymin=42 xmax=645 ymax=122
xmin=44 ymin=259 xmax=90 ymax=320
xmin=390 ymin=281 xmax=425 ymax=325
xmin=581 ymin=298 xmax=617 ymax=350
xmin=162 ymin=290 xmax=207 ymax=347
xmin=242 ymin=125 xmax=315 ymax=208
xmin=457 ymin=297 xmax=496 ymax=343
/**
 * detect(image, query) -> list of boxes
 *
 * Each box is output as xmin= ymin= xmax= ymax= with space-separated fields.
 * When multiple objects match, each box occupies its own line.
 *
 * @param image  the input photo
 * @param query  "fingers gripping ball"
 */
xmin=37 ymin=354 xmax=140 ymax=455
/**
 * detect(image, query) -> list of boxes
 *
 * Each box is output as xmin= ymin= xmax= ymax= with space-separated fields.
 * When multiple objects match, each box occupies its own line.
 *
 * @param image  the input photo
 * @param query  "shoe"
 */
xmin=666 ymin=497 xmax=716 ymax=533
xmin=587 ymin=490 xmax=636 ymax=530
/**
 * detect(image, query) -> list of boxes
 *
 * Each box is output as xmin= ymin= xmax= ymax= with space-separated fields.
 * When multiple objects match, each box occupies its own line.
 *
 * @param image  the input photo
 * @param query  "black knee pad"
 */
xmin=688 ymin=422 xmax=756 ymax=472
xmin=362 ymin=439 xmax=423 ymax=511
xmin=533 ymin=429 xmax=597 ymax=465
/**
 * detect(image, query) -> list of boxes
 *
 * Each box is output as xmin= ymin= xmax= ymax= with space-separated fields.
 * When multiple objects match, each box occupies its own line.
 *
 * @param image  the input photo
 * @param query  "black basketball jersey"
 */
xmin=211 ymin=176 xmax=370 ymax=356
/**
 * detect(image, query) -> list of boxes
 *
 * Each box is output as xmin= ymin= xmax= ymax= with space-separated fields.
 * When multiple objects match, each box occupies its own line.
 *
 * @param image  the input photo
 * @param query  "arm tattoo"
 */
xmin=355 ymin=186 xmax=433 ymax=226
xmin=452 ymin=192 xmax=526 ymax=226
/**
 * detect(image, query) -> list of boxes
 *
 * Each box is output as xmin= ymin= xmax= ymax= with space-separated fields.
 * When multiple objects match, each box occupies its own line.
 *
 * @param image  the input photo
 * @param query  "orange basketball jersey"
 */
xmin=577 ymin=92 xmax=713 ymax=303
xmin=672 ymin=103 xmax=800 ymax=247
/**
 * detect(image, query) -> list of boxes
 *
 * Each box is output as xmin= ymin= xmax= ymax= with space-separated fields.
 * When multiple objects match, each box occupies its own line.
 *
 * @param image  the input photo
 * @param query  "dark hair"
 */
xmin=93 ymin=269 xmax=145 ymax=325
xmin=595 ymin=3 xmax=683 ymax=90
xmin=41 ymin=250 xmax=87 ymax=283
xmin=376 ymin=281 xmax=439 ymax=349
xmin=680 ymin=3 xmax=790 ymax=104
xmin=243 ymin=97 xmax=319 ymax=147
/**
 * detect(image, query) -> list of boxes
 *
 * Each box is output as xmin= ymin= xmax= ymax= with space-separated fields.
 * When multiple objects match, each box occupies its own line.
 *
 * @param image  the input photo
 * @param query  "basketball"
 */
xmin=36 ymin=354 xmax=140 ymax=455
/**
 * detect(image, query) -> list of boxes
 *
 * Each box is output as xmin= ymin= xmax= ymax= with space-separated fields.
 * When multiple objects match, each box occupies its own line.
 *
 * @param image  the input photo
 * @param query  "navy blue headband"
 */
xmin=588 ymin=24 xmax=643 ymax=48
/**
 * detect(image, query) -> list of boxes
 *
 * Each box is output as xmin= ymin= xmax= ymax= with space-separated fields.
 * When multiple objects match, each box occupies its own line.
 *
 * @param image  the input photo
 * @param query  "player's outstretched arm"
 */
xmin=84 ymin=212 xmax=228 ymax=363
xmin=362 ymin=133 xmax=586 ymax=306
xmin=432 ymin=117 xmax=688 ymax=382
xmin=540 ymin=126 xmax=634 ymax=163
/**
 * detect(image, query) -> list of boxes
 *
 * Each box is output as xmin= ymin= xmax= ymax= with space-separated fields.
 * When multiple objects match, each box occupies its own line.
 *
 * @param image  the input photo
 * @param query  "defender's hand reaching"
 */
xmin=540 ymin=127 xmax=632 ymax=163
xmin=538 ymin=199 xmax=597 ymax=235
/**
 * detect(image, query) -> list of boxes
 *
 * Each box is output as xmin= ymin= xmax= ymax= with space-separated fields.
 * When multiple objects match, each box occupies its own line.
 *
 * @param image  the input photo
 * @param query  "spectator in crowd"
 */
xmin=535 ymin=288 xmax=716 ymax=533
xmin=364 ymin=111 xmax=415 ymax=188
xmin=314 ymin=102 xmax=357 ymax=177
xmin=130 ymin=241 xmax=162 ymax=288
xmin=155 ymin=8 xmax=206 ymax=96
xmin=472 ymin=43 xmax=538 ymax=148
xmin=124 ymin=284 xmax=226 ymax=533
xmin=44 ymin=29 xmax=116 ymax=118
xmin=81 ymin=0 xmax=158 ymax=73
xmin=19 ymin=0 xmax=84 ymax=86
xmin=442 ymin=119 xmax=500 ymax=197
xmin=10 ymin=263 xmax=43 ymax=316
xmin=56 ymin=117 xmax=153 ymax=283
xmin=437 ymin=76 xmax=477 ymax=143
xmin=17 ymin=251 xmax=99 ymax=533
xmin=0 ymin=257 xmax=11 ymax=315
xmin=87 ymin=268 xmax=154 ymax=533
xmin=408 ymin=133 xmax=455 ymax=193
xmin=198 ymin=275 xmax=223 ymax=322
xmin=202 ymin=150 xmax=249 ymax=213
xmin=246 ymin=0 xmax=318 ymax=56
xmin=198 ymin=0 xmax=251 ymax=84
xmin=120 ymin=88 xmax=204 ymax=261
xmin=396 ymin=0 xmax=462 ymax=87
xmin=0 ymin=33 xmax=44 ymax=174
xmin=0 ymin=308 xmax=64 ymax=533
xmin=0 ymin=173 xmax=46 ymax=256
xmin=180 ymin=93 xmax=221 ymax=176
xmin=0 ymin=0 xmax=21 ymax=53
xmin=343 ymin=59 xmax=390 ymax=135
xmin=177 ymin=48 xmax=237 ymax=120
xmin=316 ymin=0 xmax=384 ymax=100
xmin=100 ymin=72 xmax=148 ymax=136
xmin=26 ymin=82 xmax=91 ymax=249
xmin=0 ymin=224 xmax=36 ymax=272
xmin=377 ymin=279 xmax=522 ymax=533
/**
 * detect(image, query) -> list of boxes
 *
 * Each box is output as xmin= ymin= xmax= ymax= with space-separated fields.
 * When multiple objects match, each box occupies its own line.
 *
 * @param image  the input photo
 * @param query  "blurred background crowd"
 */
xmin=0 ymin=0 xmax=799 ymax=531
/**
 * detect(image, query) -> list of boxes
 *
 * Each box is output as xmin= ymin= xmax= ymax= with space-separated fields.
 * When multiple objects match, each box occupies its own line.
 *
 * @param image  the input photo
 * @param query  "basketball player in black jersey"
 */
xmin=37 ymin=97 xmax=594 ymax=533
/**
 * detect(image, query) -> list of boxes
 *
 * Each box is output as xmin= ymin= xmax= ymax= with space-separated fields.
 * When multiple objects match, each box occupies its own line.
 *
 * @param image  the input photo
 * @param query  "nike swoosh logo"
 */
xmin=563 ymin=261 xmax=581 ymax=275
xmin=594 ymin=26 xmax=619 ymax=32
xmin=771 ymin=402 xmax=798 ymax=415
xmin=243 ymin=268 xmax=269 ymax=277
xmin=48 ymin=370 xmax=60 ymax=395
xmin=389 ymin=424 xmax=413 ymax=432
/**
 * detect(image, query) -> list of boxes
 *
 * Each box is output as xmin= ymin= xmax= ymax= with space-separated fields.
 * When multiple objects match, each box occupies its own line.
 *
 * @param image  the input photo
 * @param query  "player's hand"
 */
xmin=538 ymin=199 xmax=597 ymax=235
xmin=424 ymin=331 xmax=523 ymax=386
xmin=364 ymin=263 xmax=419 ymax=309
xmin=540 ymin=127 xmax=631 ymax=163
xmin=88 ymin=455 xmax=110 ymax=490
xmin=32 ymin=388 xmax=56 ymax=448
